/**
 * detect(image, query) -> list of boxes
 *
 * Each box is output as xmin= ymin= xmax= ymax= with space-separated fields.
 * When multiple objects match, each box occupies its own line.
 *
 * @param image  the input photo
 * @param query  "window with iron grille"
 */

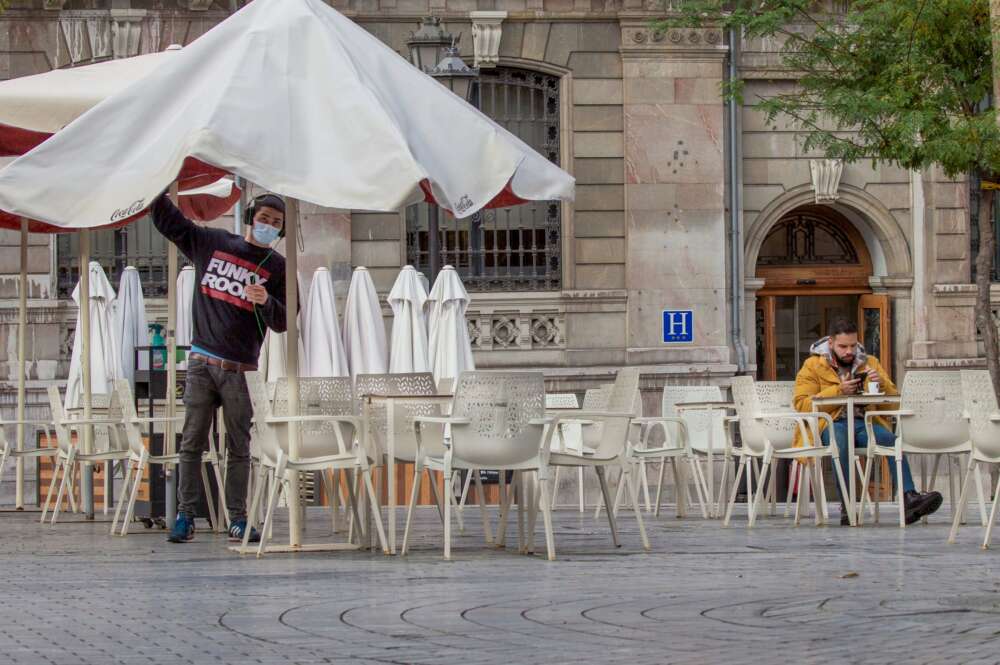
xmin=406 ymin=67 xmax=562 ymax=291
xmin=56 ymin=214 xmax=185 ymax=297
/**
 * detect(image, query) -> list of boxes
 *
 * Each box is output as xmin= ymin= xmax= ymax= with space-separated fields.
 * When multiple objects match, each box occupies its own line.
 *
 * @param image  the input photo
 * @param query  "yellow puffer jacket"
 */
xmin=792 ymin=349 xmax=897 ymax=448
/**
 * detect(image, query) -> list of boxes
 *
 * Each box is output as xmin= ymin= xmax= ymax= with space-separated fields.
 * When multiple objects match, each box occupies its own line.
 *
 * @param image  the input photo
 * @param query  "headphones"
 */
xmin=244 ymin=192 xmax=287 ymax=237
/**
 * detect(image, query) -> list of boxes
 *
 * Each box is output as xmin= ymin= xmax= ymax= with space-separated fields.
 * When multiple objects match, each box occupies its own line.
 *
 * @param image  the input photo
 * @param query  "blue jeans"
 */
xmin=820 ymin=418 xmax=915 ymax=498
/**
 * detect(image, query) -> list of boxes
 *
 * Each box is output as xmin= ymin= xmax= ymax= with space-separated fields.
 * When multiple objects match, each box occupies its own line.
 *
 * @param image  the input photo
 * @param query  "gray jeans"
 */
xmin=178 ymin=355 xmax=252 ymax=522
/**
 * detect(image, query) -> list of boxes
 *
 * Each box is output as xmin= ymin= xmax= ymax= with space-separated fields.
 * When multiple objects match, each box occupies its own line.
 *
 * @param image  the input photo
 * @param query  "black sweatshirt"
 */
xmin=151 ymin=194 xmax=288 ymax=366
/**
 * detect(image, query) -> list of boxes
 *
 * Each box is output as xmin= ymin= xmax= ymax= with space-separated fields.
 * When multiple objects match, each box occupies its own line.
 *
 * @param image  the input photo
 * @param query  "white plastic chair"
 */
xmin=110 ymin=379 xmax=228 ymax=536
xmin=41 ymin=386 xmax=128 ymax=524
xmin=242 ymin=372 xmax=388 ymax=557
xmin=547 ymin=368 xmax=651 ymax=552
xmin=0 ymin=410 xmax=56 ymax=506
xmin=726 ymin=376 xmax=850 ymax=527
xmin=948 ymin=370 xmax=1000 ymax=546
xmin=860 ymin=370 xmax=977 ymax=527
xmin=400 ymin=371 xmax=559 ymax=560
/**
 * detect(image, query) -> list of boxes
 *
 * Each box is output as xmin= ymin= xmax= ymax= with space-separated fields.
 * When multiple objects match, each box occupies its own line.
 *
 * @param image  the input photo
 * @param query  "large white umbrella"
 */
xmin=388 ymin=266 xmax=430 ymax=373
xmin=343 ymin=267 xmax=388 ymax=378
xmin=66 ymin=262 xmax=121 ymax=409
xmin=175 ymin=266 xmax=196 ymax=369
xmin=0 ymin=0 xmax=573 ymax=545
xmin=426 ymin=265 xmax=475 ymax=384
xmin=113 ymin=266 xmax=147 ymax=384
xmin=303 ymin=267 xmax=349 ymax=378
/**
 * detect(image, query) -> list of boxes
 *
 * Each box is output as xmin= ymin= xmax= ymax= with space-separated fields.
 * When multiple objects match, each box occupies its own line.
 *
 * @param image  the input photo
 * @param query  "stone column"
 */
xmin=619 ymin=18 xmax=730 ymax=367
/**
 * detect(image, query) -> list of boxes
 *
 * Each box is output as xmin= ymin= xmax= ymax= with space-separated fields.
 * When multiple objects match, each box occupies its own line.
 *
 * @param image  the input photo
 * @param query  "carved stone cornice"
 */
xmin=619 ymin=18 xmax=725 ymax=58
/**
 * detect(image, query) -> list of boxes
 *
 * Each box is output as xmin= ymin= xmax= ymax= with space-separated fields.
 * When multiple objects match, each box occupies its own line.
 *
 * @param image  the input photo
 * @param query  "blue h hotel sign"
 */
xmin=662 ymin=310 xmax=694 ymax=343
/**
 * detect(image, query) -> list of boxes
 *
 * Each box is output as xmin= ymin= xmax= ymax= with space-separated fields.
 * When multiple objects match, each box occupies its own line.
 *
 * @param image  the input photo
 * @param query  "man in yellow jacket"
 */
xmin=794 ymin=317 xmax=942 ymax=525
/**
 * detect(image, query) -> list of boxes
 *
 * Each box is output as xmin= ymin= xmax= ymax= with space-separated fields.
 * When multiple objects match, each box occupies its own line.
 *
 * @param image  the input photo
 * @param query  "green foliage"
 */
xmin=656 ymin=0 xmax=1000 ymax=178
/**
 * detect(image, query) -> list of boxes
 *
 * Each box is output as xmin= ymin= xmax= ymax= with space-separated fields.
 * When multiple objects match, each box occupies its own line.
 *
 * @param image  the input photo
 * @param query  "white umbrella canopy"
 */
xmin=66 ymin=262 xmax=121 ymax=409
xmin=113 ymin=266 xmax=148 ymax=384
xmin=388 ymin=266 xmax=430 ymax=373
xmin=343 ymin=267 xmax=388 ymax=378
xmin=302 ymin=267 xmax=349 ymax=378
xmin=0 ymin=0 xmax=574 ymax=232
xmin=175 ymin=266 xmax=196 ymax=369
xmin=426 ymin=265 xmax=475 ymax=384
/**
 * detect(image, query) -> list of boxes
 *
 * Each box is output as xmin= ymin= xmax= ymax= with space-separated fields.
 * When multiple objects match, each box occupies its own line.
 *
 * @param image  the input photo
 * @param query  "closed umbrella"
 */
xmin=303 ymin=267 xmax=349 ymax=377
xmin=388 ymin=266 xmax=429 ymax=373
xmin=114 ymin=266 xmax=147 ymax=384
xmin=426 ymin=265 xmax=475 ymax=384
xmin=66 ymin=262 xmax=121 ymax=408
xmin=343 ymin=267 xmax=388 ymax=378
xmin=257 ymin=270 xmax=305 ymax=382
xmin=175 ymin=265 xmax=196 ymax=369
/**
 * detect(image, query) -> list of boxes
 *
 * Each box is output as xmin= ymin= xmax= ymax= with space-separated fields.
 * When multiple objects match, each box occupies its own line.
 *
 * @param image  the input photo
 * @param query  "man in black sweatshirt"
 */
xmin=151 ymin=191 xmax=288 ymax=544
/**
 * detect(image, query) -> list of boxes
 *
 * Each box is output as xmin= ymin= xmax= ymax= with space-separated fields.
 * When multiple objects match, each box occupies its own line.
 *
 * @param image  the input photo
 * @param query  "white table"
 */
xmin=811 ymin=393 xmax=901 ymax=524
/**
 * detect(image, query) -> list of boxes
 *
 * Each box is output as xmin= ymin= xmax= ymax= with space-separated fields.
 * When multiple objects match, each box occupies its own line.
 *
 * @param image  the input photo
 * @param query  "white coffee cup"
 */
xmin=866 ymin=380 xmax=880 ymax=395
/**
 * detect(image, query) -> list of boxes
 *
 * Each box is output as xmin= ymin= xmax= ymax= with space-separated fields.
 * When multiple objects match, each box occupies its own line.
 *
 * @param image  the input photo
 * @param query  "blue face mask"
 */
xmin=252 ymin=222 xmax=280 ymax=246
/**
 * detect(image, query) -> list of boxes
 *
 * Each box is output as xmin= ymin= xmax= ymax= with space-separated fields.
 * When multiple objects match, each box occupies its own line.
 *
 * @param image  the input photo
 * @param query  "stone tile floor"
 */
xmin=3 ymin=504 xmax=1000 ymax=665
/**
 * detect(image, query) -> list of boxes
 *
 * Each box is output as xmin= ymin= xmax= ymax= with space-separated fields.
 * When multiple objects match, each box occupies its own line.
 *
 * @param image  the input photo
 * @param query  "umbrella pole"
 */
xmin=285 ymin=198 xmax=302 ymax=548
xmin=15 ymin=218 xmax=27 ymax=509
xmin=79 ymin=229 xmax=94 ymax=519
xmin=165 ymin=183 xmax=179 ymax=529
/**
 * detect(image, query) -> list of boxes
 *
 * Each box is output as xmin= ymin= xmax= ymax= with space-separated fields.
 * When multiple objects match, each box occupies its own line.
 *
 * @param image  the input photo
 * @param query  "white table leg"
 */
xmin=386 ymin=401 xmax=396 ymax=555
xmin=706 ymin=410 xmax=716 ymax=518
xmin=847 ymin=399 xmax=858 ymax=524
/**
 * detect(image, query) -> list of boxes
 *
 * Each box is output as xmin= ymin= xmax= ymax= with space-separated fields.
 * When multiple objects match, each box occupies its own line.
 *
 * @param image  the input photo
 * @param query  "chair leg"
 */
xmin=639 ymin=459 xmax=652 ymax=513
xmin=361 ymin=469 xmax=390 ymax=555
xmin=447 ymin=474 xmax=465 ymax=534
xmin=120 ymin=454 xmax=147 ymax=537
xmin=243 ymin=465 xmax=269 ymax=555
xmin=926 ymin=454 xmax=941 ymax=526
xmin=200 ymin=463 xmax=219 ymax=533
xmin=983 ymin=465 xmax=1000 ymax=550
xmin=671 ymin=459 xmax=685 ymax=518
xmin=654 ymin=459 xmax=667 ymax=517
xmin=550 ymin=466 xmax=560 ymax=510
xmin=688 ymin=457 xmax=709 ymax=519
xmin=748 ymin=455 xmax=771 ymax=528
xmin=949 ymin=456 xmax=977 ymax=544
xmin=322 ymin=470 xmax=336 ymax=533
xmin=52 ymin=451 xmax=75 ymax=524
xmin=458 ymin=469 xmax=473 ymax=511
xmin=258 ymin=460 xmax=286 ymax=558
xmin=443 ymin=465 xmax=453 ymax=560
xmin=595 ymin=466 xmax=620 ymax=547
xmin=811 ymin=460 xmax=824 ymax=526
xmin=496 ymin=470 xmax=518 ymax=548
xmin=974 ymin=463 xmax=988 ymax=528
xmin=111 ymin=459 xmax=134 ymax=535
xmin=716 ymin=456 xmax=731 ymax=519
xmin=612 ymin=464 xmax=627 ymax=518
xmin=210 ymin=455 xmax=230 ymax=529
xmin=344 ymin=471 xmax=365 ymax=547
xmin=794 ymin=463 xmax=807 ymax=527
xmin=473 ymin=471 xmax=493 ymax=545
xmin=537 ymin=472 xmax=557 ymax=560
xmin=40 ymin=456 xmax=62 ymax=523
xmin=400 ymin=460 xmax=424 ymax=556
xmin=858 ymin=455 xmax=874 ymax=528
xmin=745 ymin=456 xmax=755 ymax=525
xmin=517 ymin=472 xmax=527 ymax=553
xmin=784 ymin=460 xmax=798 ymax=517
xmin=723 ymin=457 xmax=747 ymax=527
xmin=330 ymin=469 xmax=341 ymax=533
xmin=623 ymin=463 xmax=650 ymax=551
xmin=426 ymin=468 xmax=445 ymax=524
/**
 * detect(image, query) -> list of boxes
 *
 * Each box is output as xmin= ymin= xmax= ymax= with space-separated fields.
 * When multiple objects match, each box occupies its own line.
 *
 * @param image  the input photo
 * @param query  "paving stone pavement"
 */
xmin=3 ymin=503 xmax=1000 ymax=665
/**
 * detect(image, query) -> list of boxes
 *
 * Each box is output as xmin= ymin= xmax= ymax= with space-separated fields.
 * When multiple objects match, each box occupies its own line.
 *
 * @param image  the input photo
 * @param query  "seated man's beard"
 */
xmin=835 ymin=352 xmax=854 ymax=368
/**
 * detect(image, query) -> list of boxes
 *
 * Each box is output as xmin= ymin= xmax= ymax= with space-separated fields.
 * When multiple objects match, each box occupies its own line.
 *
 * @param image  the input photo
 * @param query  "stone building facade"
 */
xmin=0 ymin=1 xmax=982 ymax=500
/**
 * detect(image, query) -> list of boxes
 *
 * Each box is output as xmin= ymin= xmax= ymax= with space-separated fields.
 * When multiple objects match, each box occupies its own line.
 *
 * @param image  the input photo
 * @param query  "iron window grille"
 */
xmin=56 ymin=214 xmax=186 ymax=297
xmin=406 ymin=66 xmax=562 ymax=291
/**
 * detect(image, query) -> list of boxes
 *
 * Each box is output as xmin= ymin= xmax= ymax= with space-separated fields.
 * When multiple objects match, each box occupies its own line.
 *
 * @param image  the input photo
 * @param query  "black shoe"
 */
xmin=904 ymin=490 xmax=943 ymax=525
xmin=840 ymin=507 xmax=851 ymax=526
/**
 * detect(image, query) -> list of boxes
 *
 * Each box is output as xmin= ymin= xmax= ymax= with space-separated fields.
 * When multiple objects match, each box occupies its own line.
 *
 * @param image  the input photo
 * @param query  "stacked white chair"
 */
xmin=726 ymin=376 xmax=851 ymax=527
xmin=0 ymin=411 xmax=56 ymax=506
xmin=949 ymin=370 xmax=1000 ymax=547
xmin=242 ymin=372 xmax=388 ymax=557
xmin=110 ymin=379 xmax=228 ymax=536
xmin=859 ymin=370 xmax=976 ymax=527
xmin=41 ymin=386 xmax=128 ymax=524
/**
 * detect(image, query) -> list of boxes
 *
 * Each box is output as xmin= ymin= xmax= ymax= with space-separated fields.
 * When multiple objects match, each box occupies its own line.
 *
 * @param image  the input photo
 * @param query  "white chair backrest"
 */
xmin=355 ymin=373 xmax=443 ymax=461
xmin=732 ymin=377 xmax=797 ymax=454
xmin=960 ymin=370 xmax=1000 ymax=462
xmin=896 ymin=370 xmax=969 ymax=451
xmin=662 ymin=385 xmax=725 ymax=453
xmin=46 ymin=386 xmax=74 ymax=454
xmin=581 ymin=368 xmax=640 ymax=458
xmin=546 ymin=393 xmax=580 ymax=410
xmin=756 ymin=381 xmax=797 ymax=448
xmin=450 ymin=371 xmax=545 ymax=467
xmin=115 ymin=379 xmax=147 ymax=457
xmin=582 ymin=386 xmax=610 ymax=410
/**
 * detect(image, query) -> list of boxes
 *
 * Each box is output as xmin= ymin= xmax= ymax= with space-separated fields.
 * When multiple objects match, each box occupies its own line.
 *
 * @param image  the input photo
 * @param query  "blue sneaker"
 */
xmin=167 ymin=513 xmax=195 ymax=543
xmin=228 ymin=518 xmax=261 ymax=543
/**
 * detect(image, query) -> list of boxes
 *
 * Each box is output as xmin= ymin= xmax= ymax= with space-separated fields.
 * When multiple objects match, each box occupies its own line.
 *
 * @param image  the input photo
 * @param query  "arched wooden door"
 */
xmin=755 ymin=206 xmax=891 ymax=380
